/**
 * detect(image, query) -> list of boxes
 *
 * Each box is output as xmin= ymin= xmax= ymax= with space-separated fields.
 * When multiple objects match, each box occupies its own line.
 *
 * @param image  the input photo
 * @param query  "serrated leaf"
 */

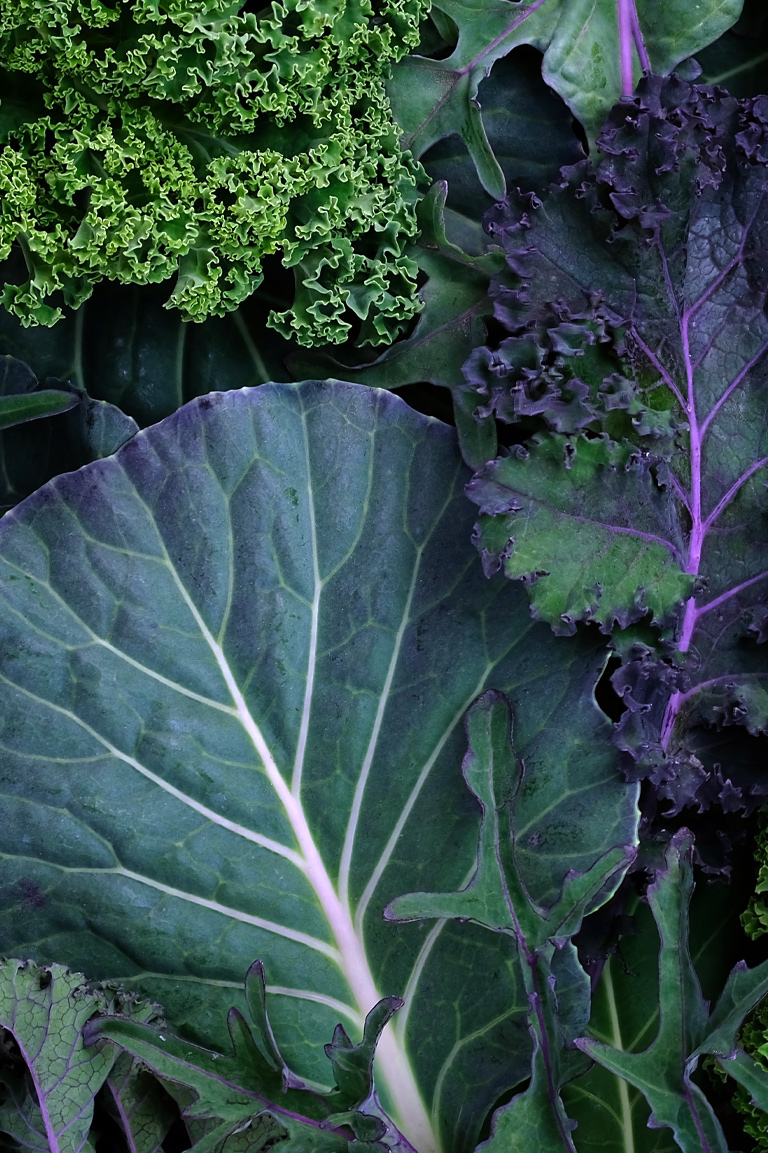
xmin=0 ymin=960 xmax=117 ymax=1153
xmin=0 ymin=380 xmax=637 ymax=1153
xmin=419 ymin=47 xmax=585 ymax=238
xmin=469 ymin=433 xmax=692 ymax=633
xmin=574 ymin=830 xmax=768 ymax=1153
xmin=467 ymin=75 xmax=768 ymax=802
xmin=562 ymin=871 xmax=745 ymax=1153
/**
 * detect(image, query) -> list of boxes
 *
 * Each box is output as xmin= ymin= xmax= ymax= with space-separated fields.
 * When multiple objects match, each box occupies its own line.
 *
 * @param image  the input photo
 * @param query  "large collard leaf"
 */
xmin=0 ymin=280 xmax=295 ymax=427
xmin=575 ymin=831 xmax=768 ymax=1153
xmin=388 ymin=0 xmax=742 ymax=191
xmin=0 ymin=381 xmax=637 ymax=1152
xmin=387 ymin=692 xmax=637 ymax=1151
xmin=468 ymin=75 xmax=768 ymax=809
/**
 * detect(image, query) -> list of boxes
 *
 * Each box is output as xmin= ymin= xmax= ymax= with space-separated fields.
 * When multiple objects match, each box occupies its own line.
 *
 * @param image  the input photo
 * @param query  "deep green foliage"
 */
xmin=0 ymin=0 xmax=426 ymax=344
xmin=2 ymin=2 xmax=768 ymax=1152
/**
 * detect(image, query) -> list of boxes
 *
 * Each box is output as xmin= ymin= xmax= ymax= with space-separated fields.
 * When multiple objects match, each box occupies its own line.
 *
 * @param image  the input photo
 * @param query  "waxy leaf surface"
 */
xmin=0 ymin=381 xmax=636 ymax=1153
xmin=575 ymin=830 xmax=768 ymax=1153
xmin=388 ymin=0 xmax=741 ymax=189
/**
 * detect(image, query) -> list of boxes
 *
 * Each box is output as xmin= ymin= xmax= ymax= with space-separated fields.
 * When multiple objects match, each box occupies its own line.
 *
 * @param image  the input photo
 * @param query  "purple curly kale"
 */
xmin=467 ymin=74 xmax=768 ymax=815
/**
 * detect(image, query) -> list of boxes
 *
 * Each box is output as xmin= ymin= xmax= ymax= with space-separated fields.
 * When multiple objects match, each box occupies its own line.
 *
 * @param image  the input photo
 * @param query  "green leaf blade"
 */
xmin=469 ymin=433 xmax=692 ymax=632
xmin=0 ymin=381 xmax=636 ymax=1153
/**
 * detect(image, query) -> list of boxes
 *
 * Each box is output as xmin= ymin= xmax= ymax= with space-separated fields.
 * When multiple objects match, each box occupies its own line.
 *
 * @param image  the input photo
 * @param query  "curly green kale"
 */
xmin=0 ymin=0 xmax=428 ymax=344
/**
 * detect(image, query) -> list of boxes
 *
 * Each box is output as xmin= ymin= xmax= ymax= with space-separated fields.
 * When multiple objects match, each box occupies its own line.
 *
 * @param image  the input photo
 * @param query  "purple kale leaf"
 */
xmin=467 ymin=74 xmax=768 ymax=812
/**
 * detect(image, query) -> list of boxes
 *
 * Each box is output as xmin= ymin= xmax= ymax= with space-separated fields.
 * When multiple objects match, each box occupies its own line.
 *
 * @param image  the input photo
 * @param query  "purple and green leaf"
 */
xmin=0 ymin=960 xmax=157 ymax=1153
xmin=469 ymin=74 xmax=768 ymax=809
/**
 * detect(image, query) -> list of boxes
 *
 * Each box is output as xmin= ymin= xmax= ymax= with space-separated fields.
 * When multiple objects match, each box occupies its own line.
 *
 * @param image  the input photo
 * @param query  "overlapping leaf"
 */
xmin=575 ymin=830 xmax=768 ymax=1153
xmin=88 ymin=961 xmax=409 ymax=1153
xmin=468 ymin=74 xmax=768 ymax=809
xmin=0 ymin=380 xmax=637 ymax=1152
xmin=0 ymin=276 xmax=295 ymax=429
xmin=388 ymin=0 xmax=742 ymax=196
xmin=0 ymin=959 xmax=156 ymax=1153
xmin=0 ymin=354 xmax=137 ymax=515
xmin=388 ymin=691 xmax=637 ymax=1151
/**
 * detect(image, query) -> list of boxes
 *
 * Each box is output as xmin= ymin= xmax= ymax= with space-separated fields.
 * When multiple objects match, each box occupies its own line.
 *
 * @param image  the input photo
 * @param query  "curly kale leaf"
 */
xmin=0 ymin=0 xmax=426 ymax=345
xmin=468 ymin=74 xmax=768 ymax=811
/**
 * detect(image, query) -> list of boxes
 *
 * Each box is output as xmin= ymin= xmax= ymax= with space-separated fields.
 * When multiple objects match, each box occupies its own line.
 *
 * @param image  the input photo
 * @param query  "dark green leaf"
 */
xmin=0 ymin=380 xmax=636 ymax=1153
xmin=575 ymin=831 xmax=768 ymax=1153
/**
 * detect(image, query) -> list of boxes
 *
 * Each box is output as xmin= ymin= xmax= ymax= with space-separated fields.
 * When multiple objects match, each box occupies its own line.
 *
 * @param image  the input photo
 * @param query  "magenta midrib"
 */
xmin=658 ymin=232 xmax=768 ymax=749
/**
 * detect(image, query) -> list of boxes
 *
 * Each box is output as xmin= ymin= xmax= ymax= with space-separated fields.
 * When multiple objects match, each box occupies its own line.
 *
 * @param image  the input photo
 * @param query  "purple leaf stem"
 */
xmin=667 ymin=470 xmax=692 ymax=516
xmin=629 ymin=0 xmax=650 ymax=74
xmin=703 ymin=455 xmax=768 ymax=532
xmin=662 ymin=668 xmax=768 ymax=749
xmin=617 ymin=0 xmax=633 ymax=96
xmin=695 ymin=569 xmax=768 ymax=619
xmin=699 ymin=338 xmax=768 ymax=435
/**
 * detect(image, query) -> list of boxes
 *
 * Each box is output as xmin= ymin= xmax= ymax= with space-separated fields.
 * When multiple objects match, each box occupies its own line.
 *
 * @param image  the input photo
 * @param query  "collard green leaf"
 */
xmin=575 ymin=830 xmax=768 ymax=1153
xmin=0 ymin=381 xmax=636 ymax=1152
xmin=388 ymin=0 xmax=742 ymax=188
xmin=468 ymin=74 xmax=768 ymax=808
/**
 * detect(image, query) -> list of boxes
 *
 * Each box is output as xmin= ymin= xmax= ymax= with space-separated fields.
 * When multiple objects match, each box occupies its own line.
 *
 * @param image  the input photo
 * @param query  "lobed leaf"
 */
xmin=468 ymin=74 xmax=768 ymax=810
xmin=575 ymin=830 xmax=768 ymax=1152
xmin=0 ymin=379 xmax=637 ymax=1152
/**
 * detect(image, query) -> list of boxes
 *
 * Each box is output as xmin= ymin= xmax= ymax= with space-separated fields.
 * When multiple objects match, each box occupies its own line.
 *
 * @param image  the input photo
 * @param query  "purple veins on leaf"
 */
xmin=466 ymin=73 xmax=768 ymax=812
